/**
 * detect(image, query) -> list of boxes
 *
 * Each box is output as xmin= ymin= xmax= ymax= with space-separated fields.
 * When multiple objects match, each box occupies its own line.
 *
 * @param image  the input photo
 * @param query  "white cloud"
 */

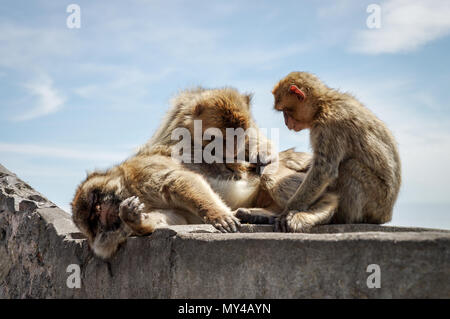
xmin=351 ymin=0 xmax=450 ymax=54
xmin=14 ymin=75 xmax=65 ymax=121
xmin=0 ymin=22 xmax=79 ymax=70
xmin=0 ymin=143 xmax=129 ymax=162
xmin=317 ymin=0 xmax=359 ymax=18
xmin=73 ymin=65 xmax=175 ymax=104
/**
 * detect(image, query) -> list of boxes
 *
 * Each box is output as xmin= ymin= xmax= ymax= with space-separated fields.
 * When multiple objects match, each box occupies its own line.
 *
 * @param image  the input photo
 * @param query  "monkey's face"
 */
xmin=192 ymin=89 xmax=252 ymax=161
xmin=71 ymin=173 xmax=130 ymax=259
xmin=273 ymin=75 xmax=319 ymax=132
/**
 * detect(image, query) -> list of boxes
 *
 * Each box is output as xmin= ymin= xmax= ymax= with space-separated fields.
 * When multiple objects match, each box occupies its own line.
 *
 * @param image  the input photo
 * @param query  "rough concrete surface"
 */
xmin=0 ymin=163 xmax=449 ymax=298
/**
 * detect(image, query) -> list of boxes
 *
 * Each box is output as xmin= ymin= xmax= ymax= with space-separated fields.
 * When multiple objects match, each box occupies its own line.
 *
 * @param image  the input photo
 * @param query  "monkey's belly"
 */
xmin=206 ymin=177 xmax=260 ymax=210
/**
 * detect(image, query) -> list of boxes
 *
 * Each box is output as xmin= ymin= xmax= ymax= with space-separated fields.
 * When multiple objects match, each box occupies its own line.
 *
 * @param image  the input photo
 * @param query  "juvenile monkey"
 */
xmin=72 ymin=87 xmax=334 ymax=259
xmin=271 ymin=72 xmax=401 ymax=232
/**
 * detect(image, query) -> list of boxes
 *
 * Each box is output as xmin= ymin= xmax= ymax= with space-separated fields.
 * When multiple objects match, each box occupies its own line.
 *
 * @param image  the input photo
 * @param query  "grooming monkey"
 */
xmin=72 ymin=87 xmax=337 ymax=258
xmin=271 ymin=71 xmax=401 ymax=232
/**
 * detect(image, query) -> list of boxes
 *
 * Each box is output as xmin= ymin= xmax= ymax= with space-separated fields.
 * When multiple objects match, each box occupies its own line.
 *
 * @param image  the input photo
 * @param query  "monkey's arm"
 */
xmin=119 ymin=196 xmax=191 ymax=235
xmin=154 ymin=167 xmax=241 ymax=233
xmin=246 ymin=124 xmax=276 ymax=166
xmin=286 ymin=128 xmax=344 ymax=211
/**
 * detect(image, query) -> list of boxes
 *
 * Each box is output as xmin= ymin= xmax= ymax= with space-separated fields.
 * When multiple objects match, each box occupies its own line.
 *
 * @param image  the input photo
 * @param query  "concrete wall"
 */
xmin=1 ymin=163 xmax=449 ymax=298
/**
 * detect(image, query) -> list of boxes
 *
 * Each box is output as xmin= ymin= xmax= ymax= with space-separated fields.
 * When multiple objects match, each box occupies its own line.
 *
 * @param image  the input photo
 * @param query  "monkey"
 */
xmin=270 ymin=71 xmax=401 ymax=232
xmin=72 ymin=87 xmax=337 ymax=259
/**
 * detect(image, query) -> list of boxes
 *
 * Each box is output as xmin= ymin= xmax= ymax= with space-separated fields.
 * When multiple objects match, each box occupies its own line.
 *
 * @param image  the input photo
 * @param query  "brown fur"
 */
xmin=272 ymin=72 xmax=401 ymax=232
xmin=72 ymin=87 xmax=336 ymax=258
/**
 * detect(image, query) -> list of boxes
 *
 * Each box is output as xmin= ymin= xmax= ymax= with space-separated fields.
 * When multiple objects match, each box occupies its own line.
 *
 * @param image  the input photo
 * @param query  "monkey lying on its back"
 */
xmin=72 ymin=87 xmax=338 ymax=258
xmin=271 ymin=72 xmax=401 ymax=232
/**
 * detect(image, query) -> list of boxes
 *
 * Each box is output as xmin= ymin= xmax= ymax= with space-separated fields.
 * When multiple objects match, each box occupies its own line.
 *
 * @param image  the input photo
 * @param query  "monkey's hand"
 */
xmin=119 ymin=196 xmax=149 ymax=235
xmin=205 ymin=212 xmax=241 ymax=233
xmin=258 ymin=149 xmax=277 ymax=166
xmin=274 ymin=210 xmax=311 ymax=233
xmin=234 ymin=208 xmax=276 ymax=225
xmin=248 ymin=139 xmax=277 ymax=173
xmin=252 ymin=151 xmax=279 ymax=175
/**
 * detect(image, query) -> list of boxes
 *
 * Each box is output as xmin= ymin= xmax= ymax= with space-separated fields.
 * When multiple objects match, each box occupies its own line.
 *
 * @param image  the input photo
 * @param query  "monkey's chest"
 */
xmin=206 ymin=177 xmax=260 ymax=210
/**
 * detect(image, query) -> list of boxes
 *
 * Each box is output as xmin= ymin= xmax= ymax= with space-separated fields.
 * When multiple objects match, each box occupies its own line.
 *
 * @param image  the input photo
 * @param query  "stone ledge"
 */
xmin=1 ymin=163 xmax=449 ymax=298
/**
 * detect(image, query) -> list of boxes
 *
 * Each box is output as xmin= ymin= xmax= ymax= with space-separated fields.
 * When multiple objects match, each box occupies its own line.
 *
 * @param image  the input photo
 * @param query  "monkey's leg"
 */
xmin=119 ymin=196 xmax=190 ymax=235
xmin=277 ymin=149 xmax=312 ymax=173
xmin=159 ymin=169 xmax=241 ymax=233
xmin=331 ymin=181 xmax=366 ymax=224
xmin=346 ymin=160 xmax=396 ymax=224
xmin=331 ymin=159 xmax=374 ymax=224
xmin=260 ymin=163 xmax=307 ymax=209
xmin=276 ymin=192 xmax=338 ymax=232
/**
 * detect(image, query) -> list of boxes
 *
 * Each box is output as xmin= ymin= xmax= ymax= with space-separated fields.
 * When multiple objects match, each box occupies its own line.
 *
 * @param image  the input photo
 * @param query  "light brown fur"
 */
xmin=72 ymin=87 xmax=337 ymax=258
xmin=271 ymin=71 xmax=401 ymax=232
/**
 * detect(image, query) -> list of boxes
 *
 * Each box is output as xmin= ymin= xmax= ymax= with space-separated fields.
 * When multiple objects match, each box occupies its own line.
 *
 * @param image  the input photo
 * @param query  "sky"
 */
xmin=1 ymin=0 xmax=450 ymax=229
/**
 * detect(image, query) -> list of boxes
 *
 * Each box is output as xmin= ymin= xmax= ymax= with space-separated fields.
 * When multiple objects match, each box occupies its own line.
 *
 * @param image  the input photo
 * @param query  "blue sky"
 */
xmin=1 ymin=0 xmax=450 ymax=229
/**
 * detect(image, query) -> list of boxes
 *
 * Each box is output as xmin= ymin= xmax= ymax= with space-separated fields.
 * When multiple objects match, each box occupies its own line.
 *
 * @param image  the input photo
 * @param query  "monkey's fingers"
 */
xmin=121 ymin=196 xmax=142 ymax=212
xmin=257 ymin=151 xmax=277 ymax=166
xmin=230 ymin=216 xmax=241 ymax=232
xmin=210 ymin=215 xmax=241 ymax=233
xmin=119 ymin=196 xmax=144 ymax=223
xmin=285 ymin=211 xmax=295 ymax=233
xmin=120 ymin=196 xmax=137 ymax=209
xmin=214 ymin=223 xmax=227 ymax=233
xmin=220 ymin=220 xmax=232 ymax=233
xmin=222 ymin=216 xmax=240 ymax=233
xmin=275 ymin=214 xmax=289 ymax=232
xmin=281 ymin=216 xmax=288 ymax=233
xmin=274 ymin=217 xmax=283 ymax=232
xmin=212 ymin=219 xmax=232 ymax=233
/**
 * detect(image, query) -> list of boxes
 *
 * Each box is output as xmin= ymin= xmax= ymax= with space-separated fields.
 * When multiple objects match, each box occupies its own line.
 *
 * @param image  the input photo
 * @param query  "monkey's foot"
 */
xmin=234 ymin=208 xmax=275 ymax=225
xmin=205 ymin=212 xmax=241 ymax=233
xmin=119 ymin=196 xmax=150 ymax=235
xmin=275 ymin=211 xmax=312 ymax=233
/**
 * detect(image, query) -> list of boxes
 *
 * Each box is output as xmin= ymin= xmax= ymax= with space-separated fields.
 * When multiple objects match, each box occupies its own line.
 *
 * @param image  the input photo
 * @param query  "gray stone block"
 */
xmin=0 ymin=163 xmax=449 ymax=298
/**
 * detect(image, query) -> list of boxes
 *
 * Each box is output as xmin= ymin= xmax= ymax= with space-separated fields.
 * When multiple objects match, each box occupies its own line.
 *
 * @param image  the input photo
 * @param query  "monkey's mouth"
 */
xmin=283 ymin=110 xmax=304 ymax=132
xmin=91 ymin=195 xmax=122 ymax=232
xmin=98 ymin=218 xmax=122 ymax=232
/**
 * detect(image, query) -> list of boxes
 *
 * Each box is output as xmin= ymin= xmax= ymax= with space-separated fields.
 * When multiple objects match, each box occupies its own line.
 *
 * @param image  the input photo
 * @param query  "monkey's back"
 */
xmin=344 ymin=98 xmax=401 ymax=196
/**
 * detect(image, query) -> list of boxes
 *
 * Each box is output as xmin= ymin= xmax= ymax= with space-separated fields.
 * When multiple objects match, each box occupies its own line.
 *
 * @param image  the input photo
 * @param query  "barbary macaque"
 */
xmin=72 ymin=87 xmax=336 ymax=258
xmin=271 ymin=72 xmax=401 ymax=232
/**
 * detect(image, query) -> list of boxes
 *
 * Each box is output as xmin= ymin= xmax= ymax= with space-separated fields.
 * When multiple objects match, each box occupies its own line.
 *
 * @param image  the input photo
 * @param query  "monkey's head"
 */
xmin=191 ymin=88 xmax=253 ymax=161
xmin=272 ymin=72 xmax=328 ymax=132
xmin=71 ymin=169 xmax=131 ymax=259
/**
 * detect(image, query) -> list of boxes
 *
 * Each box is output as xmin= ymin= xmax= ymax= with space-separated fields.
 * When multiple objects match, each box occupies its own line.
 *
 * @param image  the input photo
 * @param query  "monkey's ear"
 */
xmin=289 ymin=85 xmax=306 ymax=100
xmin=193 ymin=104 xmax=204 ymax=117
xmin=244 ymin=93 xmax=253 ymax=108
